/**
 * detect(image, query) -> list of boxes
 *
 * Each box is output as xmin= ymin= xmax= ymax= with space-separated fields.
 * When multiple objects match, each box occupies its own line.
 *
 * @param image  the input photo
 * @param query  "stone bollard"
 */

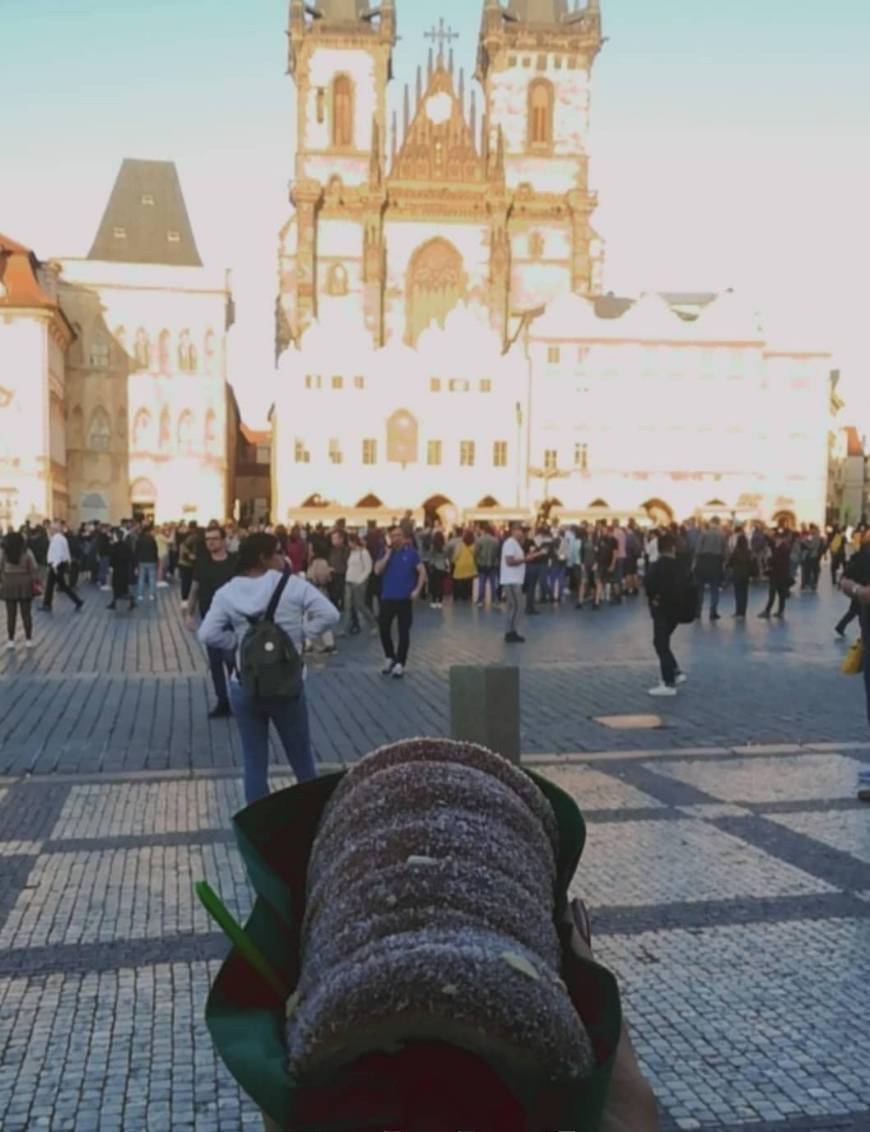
xmin=449 ymin=665 xmax=521 ymax=766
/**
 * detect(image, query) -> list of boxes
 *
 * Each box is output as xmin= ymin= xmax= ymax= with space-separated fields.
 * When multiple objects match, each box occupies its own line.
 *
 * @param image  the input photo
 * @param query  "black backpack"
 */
xmin=239 ymin=571 xmax=304 ymax=702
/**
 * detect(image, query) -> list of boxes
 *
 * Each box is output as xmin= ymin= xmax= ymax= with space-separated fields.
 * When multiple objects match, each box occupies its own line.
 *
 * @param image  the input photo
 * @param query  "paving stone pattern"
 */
xmin=0 ymin=582 xmax=869 ymax=1129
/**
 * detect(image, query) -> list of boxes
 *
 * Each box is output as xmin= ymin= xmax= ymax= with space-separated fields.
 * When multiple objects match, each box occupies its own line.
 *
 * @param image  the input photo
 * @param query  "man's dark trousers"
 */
xmin=379 ymin=599 xmax=413 ymax=666
xmin=43 ymin=564 xmax=82 ymax=611
xmin=653 ymin=612 xmax=679 ymax=687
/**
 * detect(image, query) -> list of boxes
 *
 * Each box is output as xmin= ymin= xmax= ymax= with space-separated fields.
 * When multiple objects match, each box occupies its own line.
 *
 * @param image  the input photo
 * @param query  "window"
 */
xmin=167 ymin=231 xmax=181 ymax=243
xmin=354 ymin=375 xmax=365 ymax=390
xmin=89 ymin=338 xmax=110 ymax=369
xmin=547 ymin=346 xmax=560 ymax=365
xmin=480 ymin=379 xmax=492 ymax=393
xmin=256 ymin=444 xmax=270 ymax=465
xmin=332 ymin=75 xmax=354 ymax=148
xmin=87 ymin=407 xmax=112 ymax=452
xmin=544 ymin=449 xmax=558 ymax=472
xmin=113 ymin=227 xmax=126 ymax=240
xmin=329 ymin=439 xmax=343 ymax=465
xmin=332 ymin=375 xmax=343 ymax=390
xmin=430 ymin=378 xmax=442 ymax=393
xmin=577 ymin=345 xmax=590 ymax=364
xmin=574 ymin=443 xmax=589 ymax=471
xmin=493 ymin=441 xmax=508 ymax=468
xmin=537 ymin=54 xmax=547 ymax=70
xmin=362 ymin=438 xmax=377 ymax=465
xmin=449 ymin=379 xmax=470 ymax=393
xmin=529 ymin=79 xmax=554 ymax=149
xmin=177 ymin=410 xmax=195 ymax=455
xmin=460 ymin=440 xmax=476 ymax=468
xmin=141 ymin=194 xmax=155 ymax=206
xmin=427 ymin=440 xmax=442 ymax=467
xmin=294 ymin=439 xmax=310 ymax=464
xmin=304 ymin=375 xmax=313 ymax=389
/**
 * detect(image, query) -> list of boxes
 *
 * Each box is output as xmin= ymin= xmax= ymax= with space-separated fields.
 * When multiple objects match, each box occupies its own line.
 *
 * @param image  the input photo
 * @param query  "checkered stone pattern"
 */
xmin=0 ymin=744 xmax=869 ymax=1129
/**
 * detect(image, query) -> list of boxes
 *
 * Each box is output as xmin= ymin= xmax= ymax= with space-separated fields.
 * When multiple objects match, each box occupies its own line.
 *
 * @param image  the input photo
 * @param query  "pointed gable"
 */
xmin=391 ymin=65 xmax=483 ymax=184
xmin=88 ymin=159 xmax=202 ymax=267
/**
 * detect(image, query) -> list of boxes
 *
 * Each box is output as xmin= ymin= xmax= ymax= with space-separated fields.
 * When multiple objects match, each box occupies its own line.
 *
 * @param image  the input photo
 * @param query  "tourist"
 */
xmin=178 ymin=520 xmax=200 ymax=602
xmin=286 ymin=525 xmax=307 ymax=577
xmin=803 ymin=524 xmax=823 ymax=592
xmin=838 ymin=572 xmax=870 ymax=802
xmin=328 ymin=528 xmax=349 ymax=612
xmin=155 ymin=525 xmax=171 ymax=587
xmin=135 ymin=523 xmax=160 ymax=603
xmin=829 ymin=525 xmax=846 ymax=586
xmin=524 ymin=527 xmax=547 ymax=614
xmin=340 ymin=532 xmax=376 ymax=636
xmin=728 ymin=533 xmax=753 ymax=620
xmin=758 ymin=530 xmax=792 ymax=619
xmin=41 ymin=521 xmax=84 ymax=613
xmin=595 ymin=523 xmax=617 ymax=609
xmin=624 ymin=520 xmax=643 ymax=597
xmin=645 ymin=531 xmax=686 ymax=697
xmin=474 ymin=524 xmax=500 ymax=608
xmin=694 ymin=517 xmax=727 ymax=622
xmin=198 ymin=532 xmax=338 ymax=804
xmin=500 ymin=519 xmax=531 ymax=644
xmin=107 ymin=528 xmax=136 ymax=611
xmin=835 ymin=529 xmax=870 ymax=639
xmin=374 ymin=525 xmax=426 ymax=679
xmin=185 ymin=525 xmax=239 ymax=717
xmin=750 ymin=522 xmax=768 ymax=582
xmin=452 ymin=530 xmax=478 ymax=603
xmin=364 ymin=521 xmax=385 ymax=614
xmin=427 ymin=529 xmax=449 ymax=610
xmin=0 ymin=531 xmax=38 ymax=649
xmin=611 ymin=521 xmax=627 ymax=603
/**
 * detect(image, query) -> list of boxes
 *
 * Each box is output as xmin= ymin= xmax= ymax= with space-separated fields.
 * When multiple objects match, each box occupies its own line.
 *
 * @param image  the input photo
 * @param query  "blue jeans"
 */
xmin=229 ymin=682 xmax=316 ymax=805
xmin=477 ymin=567 xmax=499 ymax=605
xmin=137 ymin=562 xmax=157 ymax=601
xmin=207 ymin=646 xmax=235 ymax=709
xmin=98 ymin=556 xmax=111 ymax=586
xmin=547 ymin=564 xmax=567 ymax=601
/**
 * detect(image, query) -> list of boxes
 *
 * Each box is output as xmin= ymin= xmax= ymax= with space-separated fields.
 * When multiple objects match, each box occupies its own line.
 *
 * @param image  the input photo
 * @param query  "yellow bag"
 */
xmin=842 ymin=639 xmax=864 ymax=676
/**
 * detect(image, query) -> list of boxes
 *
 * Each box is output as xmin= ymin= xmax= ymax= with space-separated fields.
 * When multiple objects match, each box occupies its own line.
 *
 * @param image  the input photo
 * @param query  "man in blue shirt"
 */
xmin=374 ymin=525 xmax=426 ymax=679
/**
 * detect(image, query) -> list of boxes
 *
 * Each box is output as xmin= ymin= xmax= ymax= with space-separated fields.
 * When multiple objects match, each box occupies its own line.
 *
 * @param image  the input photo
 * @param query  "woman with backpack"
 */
xmin=198 ymin=533 xmax=339 ymax=804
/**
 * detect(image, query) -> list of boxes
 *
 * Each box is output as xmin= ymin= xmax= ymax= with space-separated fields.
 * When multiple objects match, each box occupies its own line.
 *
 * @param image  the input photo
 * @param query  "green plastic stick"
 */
xmin=196 ymin=881 xmax=287 ymax=999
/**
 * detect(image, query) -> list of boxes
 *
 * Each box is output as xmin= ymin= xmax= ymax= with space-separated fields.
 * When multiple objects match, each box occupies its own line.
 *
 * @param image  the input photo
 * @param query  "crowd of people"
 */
xmin=2 ymin=512 xmax=869 ymax=802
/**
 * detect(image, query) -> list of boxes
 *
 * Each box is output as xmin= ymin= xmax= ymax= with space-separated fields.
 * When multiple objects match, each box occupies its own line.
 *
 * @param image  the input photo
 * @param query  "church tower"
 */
xmin=283 ymin=0 xmax=396 ymax=344
xmin=477 ymin=0 xmax=603 ymax=297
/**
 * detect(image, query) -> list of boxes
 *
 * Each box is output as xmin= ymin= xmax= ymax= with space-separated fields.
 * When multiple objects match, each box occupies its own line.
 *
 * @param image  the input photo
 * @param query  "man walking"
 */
xmin=185 ymin=525 xmax=239 ymax=717
xmin=645 ymin=532 xmax=686 ymax=697
xmin=42 ymin=522 xmax=84 ymax=613
xmin=475 ymin=524 xmax=501 ymax=608
xmin=135 ymin=523 xmax=160 ymax=603
xmin=501 ymin=520 xmax=531 ymax=644
xmin=694 ymin=517 xmax=727 ymax=621
xmin=375 ymin=526 xmax=426 ymax=680
xmin=758 ymin=530 xmax=793 ymax=620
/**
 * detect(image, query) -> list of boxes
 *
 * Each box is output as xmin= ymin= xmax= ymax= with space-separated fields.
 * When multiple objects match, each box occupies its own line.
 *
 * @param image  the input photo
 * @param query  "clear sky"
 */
xmin=2 ymin=0 xmax=869 ymax=428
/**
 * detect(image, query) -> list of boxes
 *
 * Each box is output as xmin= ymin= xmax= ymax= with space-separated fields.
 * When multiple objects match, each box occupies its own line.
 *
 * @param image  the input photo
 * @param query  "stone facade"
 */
xmin=271 ymin=1 xmax=834 ymax=528
xmin=0 ymin=238 xmax=74 ymax=528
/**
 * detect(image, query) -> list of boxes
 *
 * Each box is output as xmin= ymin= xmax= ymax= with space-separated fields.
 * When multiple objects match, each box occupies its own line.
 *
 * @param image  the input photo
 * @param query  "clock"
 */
xmin=424 ymin=92 xmax=453 ymax=126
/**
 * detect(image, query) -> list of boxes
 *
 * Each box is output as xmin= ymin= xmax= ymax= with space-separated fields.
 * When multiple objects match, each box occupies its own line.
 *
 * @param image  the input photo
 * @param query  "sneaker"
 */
xmin=25 ymin=640 xmax=35 ymax=649
xmin=675 ymin=673 xmax=688 ymax=686
xmin=648 ymin=684 xmax=677 ymax=698
xmin=710 ymin=613 xmax=721 ymax=622
xmin=835 ymin=627 xmax=846 ymax=639
xmin=5 ymin=641 xmax=14 ymax=651
xmin=382 ymin=660 xmax=396 ymax=676
xmin=758 ymin=611 xmax=771 ymax=620
xmin=505 ymin=632 xmax=526 ymax=644
xmin=208 ymin=704 xmax=232 ymax=719
xmin=100 ymin=585 xmax=112 ymax=592
xmin=391 ymin=663 xmax=405 ymax=679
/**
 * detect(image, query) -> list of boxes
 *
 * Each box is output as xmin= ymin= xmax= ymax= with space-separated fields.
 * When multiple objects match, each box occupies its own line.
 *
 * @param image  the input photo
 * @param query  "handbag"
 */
xmin=32 ymin=578 xmax=44 ymax=598
xmin=842 ymin=639 xmax=864 ymax=676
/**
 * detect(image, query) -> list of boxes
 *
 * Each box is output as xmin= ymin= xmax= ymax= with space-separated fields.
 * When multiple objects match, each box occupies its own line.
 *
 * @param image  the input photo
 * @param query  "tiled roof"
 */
xmin=0 ymin=233 xmax=57 ymax=311
xmin=241 ymin=424 xmax=270 ymax=446
xmin=844 ymin=426 xmax=864 ymax=458
xmin=88 ymin=159 xmax=202 ymax=267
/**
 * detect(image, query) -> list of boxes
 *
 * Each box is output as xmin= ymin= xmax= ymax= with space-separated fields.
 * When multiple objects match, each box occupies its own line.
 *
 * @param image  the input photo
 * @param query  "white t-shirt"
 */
xmin=500 ymin=537 xmax=526 ymax=586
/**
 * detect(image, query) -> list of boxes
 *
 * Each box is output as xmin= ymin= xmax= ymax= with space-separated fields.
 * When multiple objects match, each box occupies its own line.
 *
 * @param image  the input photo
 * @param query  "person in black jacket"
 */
xmin=835 ymin=531 xmax=870 ymax=639
xmin=759 ymin=530 xmax=793 ymax=619
xmin=728 ymin=533 xmax=754 ymax=620
xmin=645 ymin=532 xmax=686 ymax=697
xmin=108 ymin=530 xmax=136 ymax=611
xmin=135 ymin=523 xmax=160 ymax=603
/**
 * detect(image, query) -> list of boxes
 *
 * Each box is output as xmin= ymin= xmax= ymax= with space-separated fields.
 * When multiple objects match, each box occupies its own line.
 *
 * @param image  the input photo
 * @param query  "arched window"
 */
xmin=132 ymin=409 xmax=152 ymax=452
xmin=177 ymin=410 xmax=195 ymax=455
xmin=158 ymin=330 xmax=171 ymax=375
xmin=69 ymin=406 xmax=84 ymax=448
xmin=326 ymin=263 xmax=349 ymax=297
xmin=159 ymin=407 xmax=172 ymax=451
xmin=134 ymin=328 xmax=151 ymax=370
xmin=528 ymin=79 xmax=554 ymax=149
xmin=204 ymin=409 xmax=218 ymax=453
xmin=87 ymin=407 xmax=112 ymax=452
xmin=332 ymin=75 xmax=354 ymax=149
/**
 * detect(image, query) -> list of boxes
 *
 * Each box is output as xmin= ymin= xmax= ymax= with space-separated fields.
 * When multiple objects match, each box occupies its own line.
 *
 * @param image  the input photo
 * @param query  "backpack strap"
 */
xmin=265 ymin=568 xmax=292 ymax=624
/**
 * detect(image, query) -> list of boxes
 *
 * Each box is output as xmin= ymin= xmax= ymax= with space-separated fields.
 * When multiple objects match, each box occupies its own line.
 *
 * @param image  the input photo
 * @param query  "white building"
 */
xmin=271 ymin=0 xmax=833 ymax=529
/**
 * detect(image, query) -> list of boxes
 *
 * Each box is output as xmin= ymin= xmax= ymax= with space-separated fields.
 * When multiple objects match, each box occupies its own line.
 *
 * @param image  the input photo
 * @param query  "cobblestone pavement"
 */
xmin=0 ymin=580 xmax=868 ymax=1130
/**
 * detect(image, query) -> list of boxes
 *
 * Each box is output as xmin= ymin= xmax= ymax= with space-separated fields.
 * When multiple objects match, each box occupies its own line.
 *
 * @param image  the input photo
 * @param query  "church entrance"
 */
xmin=405 ymin=238 xmax=466 ymax=346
